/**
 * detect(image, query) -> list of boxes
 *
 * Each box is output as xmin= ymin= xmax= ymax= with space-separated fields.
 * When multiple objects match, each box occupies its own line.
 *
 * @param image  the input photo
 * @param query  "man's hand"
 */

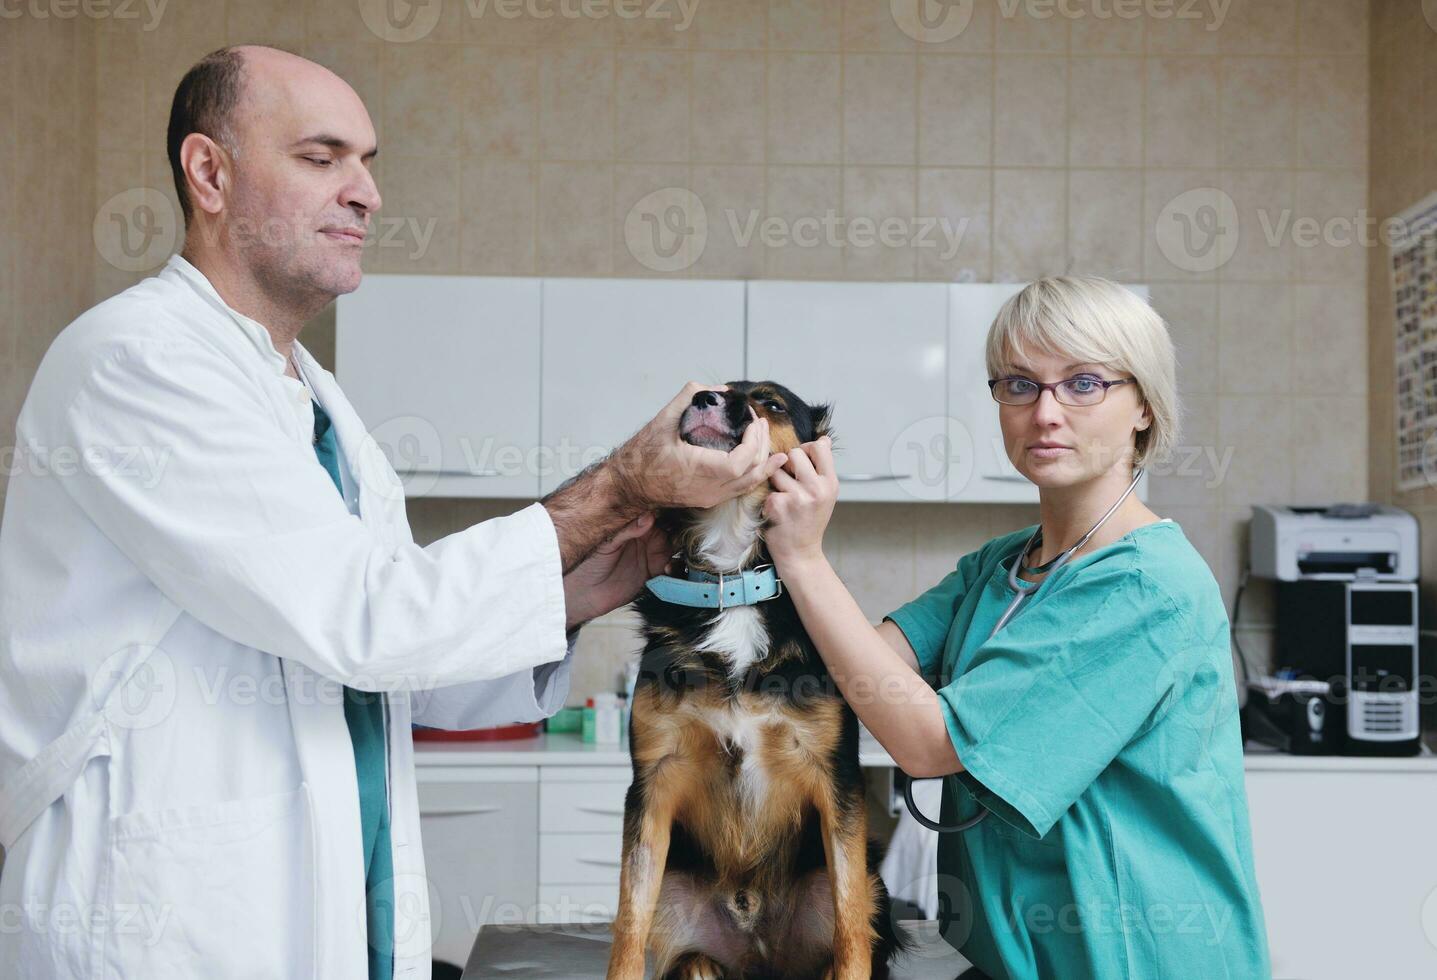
xmin=543 ymin=382 xmax=788 ymax=574
xmin=608 ymin=382 xmax=789 ymax=511
xmin=562 ymin=512 xmax=673 ymax=631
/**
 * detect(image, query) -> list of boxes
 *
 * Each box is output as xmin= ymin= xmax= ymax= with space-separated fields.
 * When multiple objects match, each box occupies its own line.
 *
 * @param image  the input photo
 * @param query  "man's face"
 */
xmin=223 ymin=55 xmax=380 ymax=299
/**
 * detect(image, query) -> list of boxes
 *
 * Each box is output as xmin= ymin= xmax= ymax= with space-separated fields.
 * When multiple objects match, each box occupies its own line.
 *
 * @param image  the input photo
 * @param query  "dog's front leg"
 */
xmin=816 ymin=790 xmax=878 ymax=980
xmin=607 ymin=778 xmax=678 ymax=980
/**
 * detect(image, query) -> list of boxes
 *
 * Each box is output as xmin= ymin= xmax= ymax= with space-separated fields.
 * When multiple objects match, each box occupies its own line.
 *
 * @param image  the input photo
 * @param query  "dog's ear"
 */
xmin=809 ymin=402 xmax=833 ymax=442
xmin=654 ymin=507 xmax=685 ymax=538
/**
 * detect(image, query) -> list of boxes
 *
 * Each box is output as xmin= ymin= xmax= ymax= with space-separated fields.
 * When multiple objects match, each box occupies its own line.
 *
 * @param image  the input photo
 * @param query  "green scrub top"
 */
xmin=313 ymin=399 xmax=395 ymax=980
xmin=885 ymin=520 xmax=1270 ymax=980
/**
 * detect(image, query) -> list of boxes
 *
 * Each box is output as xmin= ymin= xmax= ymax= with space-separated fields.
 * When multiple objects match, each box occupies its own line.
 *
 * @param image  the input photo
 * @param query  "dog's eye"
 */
xmin=763 ymin=400 xmax=787 ymax=415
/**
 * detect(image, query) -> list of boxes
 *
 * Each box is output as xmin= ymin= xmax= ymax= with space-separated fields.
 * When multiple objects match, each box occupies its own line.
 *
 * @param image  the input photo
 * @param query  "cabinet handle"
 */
xmin=397 ymin=469 xmax=504 ymax=478
xmin=578 ymin=857 xmax=623 ymax=867
xmin=422 ymin=804 xmax=504 ymax=816
xmin=982 ymin=474 xmax=1029 ymax=483
xmin=576 ymin=805 xmax=627 ymax=816
xmin=838 ymin=474 xmax=908 ymax=483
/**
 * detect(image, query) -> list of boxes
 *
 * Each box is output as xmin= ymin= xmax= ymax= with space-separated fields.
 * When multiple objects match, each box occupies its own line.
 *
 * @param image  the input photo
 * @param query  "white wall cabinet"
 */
xmin=337 ymin=276 xmax=1149 ymax=504
xmin=947 ymin=283 xmax=1031 ymax=503
xmin=746 ymin=281 xmax=951 ymax=502
xmin=336 ymin=275 xmax=542 ymax=498
xmin=538 ymin=279 xmax=745 ymax=496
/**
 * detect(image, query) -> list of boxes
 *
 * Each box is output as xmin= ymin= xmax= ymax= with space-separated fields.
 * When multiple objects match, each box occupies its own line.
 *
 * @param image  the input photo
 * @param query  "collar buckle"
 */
xmin=750 ymin=564 xmax=784 ymax=604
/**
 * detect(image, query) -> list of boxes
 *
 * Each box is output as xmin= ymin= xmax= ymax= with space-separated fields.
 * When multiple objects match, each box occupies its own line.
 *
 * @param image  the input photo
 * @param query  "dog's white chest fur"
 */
xmin=698 ymin=606 xmax=769 ymax=681
xmin=706 ymin=702 xmax=779 ymax=807
xmin=689 ymin=496 xmax=770 ymax=682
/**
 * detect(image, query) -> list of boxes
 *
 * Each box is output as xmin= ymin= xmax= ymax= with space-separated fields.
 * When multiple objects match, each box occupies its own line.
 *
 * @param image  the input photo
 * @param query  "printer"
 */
xmin=1247 ymin=504 xmax=1422 ymax=756
xmin=1249 ymin=503 xmax=1418 ymax=581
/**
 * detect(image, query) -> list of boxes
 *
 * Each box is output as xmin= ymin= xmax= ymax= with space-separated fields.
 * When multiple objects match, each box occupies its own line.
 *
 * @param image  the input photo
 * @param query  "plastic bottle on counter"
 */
xmin=593 ymin=692 xmax=621 ymax=744
xmin=582 ymin=697 xmax=596 ymax=744
xmin=622 ymin=662 xmax=639 ymax=746
xmin=624 ymin=661 xmax=640 ymax=702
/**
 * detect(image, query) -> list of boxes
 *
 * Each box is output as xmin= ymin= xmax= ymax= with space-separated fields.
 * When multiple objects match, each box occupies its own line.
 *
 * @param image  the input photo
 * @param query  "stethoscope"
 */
xmin=902 ymin=468 xmax=1146 ymax=834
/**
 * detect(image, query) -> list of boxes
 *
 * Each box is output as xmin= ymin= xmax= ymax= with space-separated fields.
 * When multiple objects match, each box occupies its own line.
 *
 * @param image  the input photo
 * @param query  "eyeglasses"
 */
xmin=987 ymin=375 xmax=1136 ymax=407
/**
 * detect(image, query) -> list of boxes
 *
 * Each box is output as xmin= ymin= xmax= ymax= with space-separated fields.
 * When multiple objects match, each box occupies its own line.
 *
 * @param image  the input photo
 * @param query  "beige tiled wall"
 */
xmin=2 ymin=0 xmax=1376 ymax=704
xmin=1367 ymin=1 xmax=1437 ymax=730
xmin=0 ymin=18 xmax=96 ymax=514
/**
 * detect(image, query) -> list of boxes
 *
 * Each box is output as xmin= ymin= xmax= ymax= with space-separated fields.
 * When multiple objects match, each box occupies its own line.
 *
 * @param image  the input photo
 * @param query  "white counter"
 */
xmin=415 ymin=731 xmax=1437 ymax=977
xmin=414 ymin=729 xmax=902 ymax=768
xmin=414 ymin=730 xmax=1436 ymax=771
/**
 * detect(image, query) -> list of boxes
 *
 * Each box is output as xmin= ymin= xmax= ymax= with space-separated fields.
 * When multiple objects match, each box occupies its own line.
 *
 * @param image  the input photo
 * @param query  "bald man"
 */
xmin=0 ymin=46 xmax=786 ymax=979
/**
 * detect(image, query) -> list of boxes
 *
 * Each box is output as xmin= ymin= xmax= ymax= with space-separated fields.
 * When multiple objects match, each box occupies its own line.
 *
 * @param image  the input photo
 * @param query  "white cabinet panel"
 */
xmin=540 ymin=832 xmax=625 ymax=884
xmin=336 ymin=275 xmax=541 ymax=498
xmin=947 ymin=283 xmax=1031 ymax=503
xmin=746 ymin=281 xmax=950 ymax=502
xmin=540 ymin=780 xmax=628 ymax=834
xmin=417 ymin=773 xmax=539 ymax=968
xmin=946 ymin=283 xmax=1149 ymax=503
xmin=536 ymin=883 xmax=620 ymax=924
xmin=539 ymin=279 xmax=746 ymax=496
xmin=1246 ymin=767 xmax=1437 ymax=978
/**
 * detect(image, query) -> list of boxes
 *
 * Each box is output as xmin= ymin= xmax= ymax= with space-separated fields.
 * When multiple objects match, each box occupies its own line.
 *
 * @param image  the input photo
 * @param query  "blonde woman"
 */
xmin=762 ymin=277 xmax=1270 ymax=979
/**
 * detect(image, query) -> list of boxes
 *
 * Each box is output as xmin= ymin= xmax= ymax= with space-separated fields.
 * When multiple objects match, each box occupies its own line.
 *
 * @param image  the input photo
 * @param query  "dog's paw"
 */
xmin=820 ymin=965 xmax=872 ymax=980
xmin=660 ymin=950 xmax=729 ymax=980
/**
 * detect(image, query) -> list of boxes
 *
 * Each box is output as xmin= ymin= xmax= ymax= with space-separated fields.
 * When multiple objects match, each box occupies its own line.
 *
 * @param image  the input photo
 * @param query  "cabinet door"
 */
xmin=946 ymin=283 xmax=1150 ymax=503
xmin=1245 ymin=767 xmax=1437 ymax=978
xmin=746 ymin=282 xmax=950 ymax=502
xmin=416 ymin=771 xmax=539 ymax=968
xmin=336 ymin=275 xmax=542 ymax=498
xmin=539 ymin=279 xmax=746 ymax=496
xmin=536 ymin=884 xmax=620 ymax=924
xmin=946 ymin=283 xmax=1032 ymax=503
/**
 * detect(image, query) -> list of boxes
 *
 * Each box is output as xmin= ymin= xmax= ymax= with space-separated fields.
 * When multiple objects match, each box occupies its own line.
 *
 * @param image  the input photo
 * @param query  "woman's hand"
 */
xmin=562 ymin=513 xmax=672 ymax=631
xmin=762 ymin=435 xmax=837 ymax=571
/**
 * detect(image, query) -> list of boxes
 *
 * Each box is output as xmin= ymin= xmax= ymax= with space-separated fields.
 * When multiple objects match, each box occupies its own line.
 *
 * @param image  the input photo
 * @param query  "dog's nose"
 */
xmin=692 ymin=389 xmax=723 ymax=409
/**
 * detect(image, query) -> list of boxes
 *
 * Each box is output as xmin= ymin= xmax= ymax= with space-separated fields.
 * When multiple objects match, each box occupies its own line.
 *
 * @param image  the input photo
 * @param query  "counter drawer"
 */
xmin=540 ymin=780 xmax=629 ymax=834
xmin=536 ymin=883 xmax=619 ymax=923
xmin=540 ymin=832 xmax=624 ymax=884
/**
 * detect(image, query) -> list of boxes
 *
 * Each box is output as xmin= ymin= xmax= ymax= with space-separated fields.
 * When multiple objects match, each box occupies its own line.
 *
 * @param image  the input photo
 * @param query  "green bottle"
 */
xmin=582 ymin=697 xmax=596 ymax=744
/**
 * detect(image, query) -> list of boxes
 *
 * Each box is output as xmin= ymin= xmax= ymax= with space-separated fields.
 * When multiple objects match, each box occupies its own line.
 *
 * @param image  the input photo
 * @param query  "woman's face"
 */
xmin=994 ymin=347 xmax=1151 ymax=489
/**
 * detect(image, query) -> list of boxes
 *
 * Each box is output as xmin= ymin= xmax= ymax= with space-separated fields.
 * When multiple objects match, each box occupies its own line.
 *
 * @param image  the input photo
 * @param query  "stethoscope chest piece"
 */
xmin=904 ymin=775 xmax=988 ymax=833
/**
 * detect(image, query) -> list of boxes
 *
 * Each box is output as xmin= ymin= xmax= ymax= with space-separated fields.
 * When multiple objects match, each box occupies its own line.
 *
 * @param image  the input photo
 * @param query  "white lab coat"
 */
xmin=0 ymin=253 xmax=577 ymax=979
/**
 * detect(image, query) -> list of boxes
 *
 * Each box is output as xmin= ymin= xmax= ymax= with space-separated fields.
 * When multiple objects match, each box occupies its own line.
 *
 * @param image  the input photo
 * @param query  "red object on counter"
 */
xmin=411 ymin=721 xmax=543 ymax=742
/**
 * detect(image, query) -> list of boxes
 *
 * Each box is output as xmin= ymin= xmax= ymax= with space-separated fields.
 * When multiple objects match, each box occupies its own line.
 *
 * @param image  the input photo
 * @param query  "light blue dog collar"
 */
xmin=645 ymin=564 xmax=783 ymax=610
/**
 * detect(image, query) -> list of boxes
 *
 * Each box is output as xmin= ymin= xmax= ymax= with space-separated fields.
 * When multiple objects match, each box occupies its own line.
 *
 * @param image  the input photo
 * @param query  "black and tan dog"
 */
xmin=606 ymin=382 xmax=910 ymax=980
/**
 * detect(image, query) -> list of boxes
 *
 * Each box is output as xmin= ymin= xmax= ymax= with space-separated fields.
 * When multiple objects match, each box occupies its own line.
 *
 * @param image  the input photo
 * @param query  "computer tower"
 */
xmin=1273 ymin=580 xmax=1421 ymax=757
